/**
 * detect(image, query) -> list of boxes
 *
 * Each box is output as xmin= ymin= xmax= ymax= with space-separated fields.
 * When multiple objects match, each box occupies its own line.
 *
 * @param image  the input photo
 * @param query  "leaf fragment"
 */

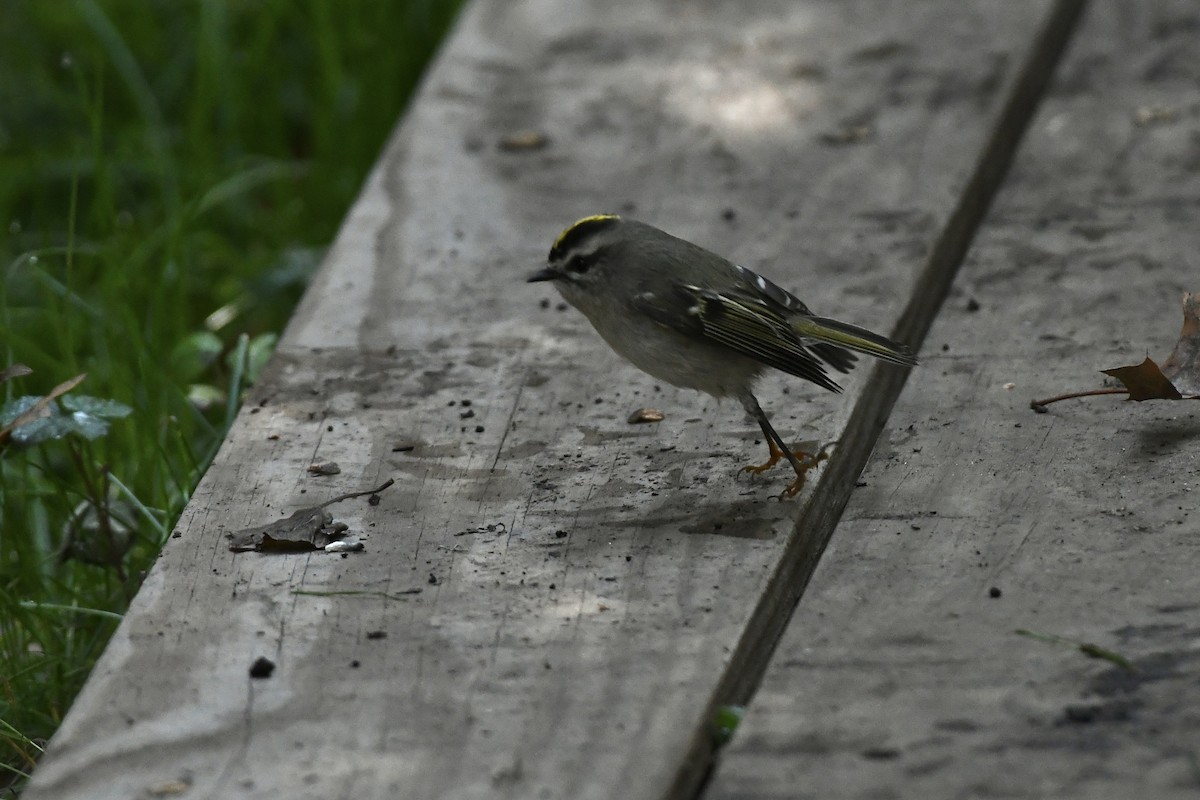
xmin=227 ymin=478 xmax=394 ymax=552
xmin=1015 ymin=628 xmax=1136 ymax=673
xmin=1100 ymin=357 xmax=1183 ymax=401
xmin=1161 ymin=292 xmax=1200 ymax=396
xmin=627 ymin=407 xmax=665 ymax=424
xmin=1031 ymin=293 xmax=1200 ymax=410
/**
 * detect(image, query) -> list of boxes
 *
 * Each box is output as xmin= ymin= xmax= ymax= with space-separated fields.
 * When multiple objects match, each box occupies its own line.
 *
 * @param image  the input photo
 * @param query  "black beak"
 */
xmin=527 ymin=266 xmax=560 ymax=283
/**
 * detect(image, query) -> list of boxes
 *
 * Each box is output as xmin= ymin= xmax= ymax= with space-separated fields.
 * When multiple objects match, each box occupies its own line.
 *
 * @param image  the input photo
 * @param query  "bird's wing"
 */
xmin=727 ymin=264 xmax=859 ymax=375
xmin=726 ymin=264 xmax=916 ymax=368
xmin=633 ymin=282 xmax=843 ymax=393
xmin=729 ymin=264 xmax=813 ymax=315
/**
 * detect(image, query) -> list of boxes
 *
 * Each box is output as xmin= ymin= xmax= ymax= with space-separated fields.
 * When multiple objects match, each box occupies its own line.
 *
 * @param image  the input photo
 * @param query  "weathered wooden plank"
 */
xmin=707 ymin=1 xmax=1200 ymax=798
xmin=24 ymin=2 xmax=1065 ymax=799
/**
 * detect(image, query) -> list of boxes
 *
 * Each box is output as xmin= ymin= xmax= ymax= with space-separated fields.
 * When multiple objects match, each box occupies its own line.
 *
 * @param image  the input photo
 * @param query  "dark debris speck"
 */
xmin=249 ymin=656 xmax=275 ymax=679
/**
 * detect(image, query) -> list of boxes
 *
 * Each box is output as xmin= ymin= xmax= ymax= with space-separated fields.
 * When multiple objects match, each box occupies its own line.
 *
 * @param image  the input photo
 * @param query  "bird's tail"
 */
xmin=792 ymin=316 xmax=918 ymax=367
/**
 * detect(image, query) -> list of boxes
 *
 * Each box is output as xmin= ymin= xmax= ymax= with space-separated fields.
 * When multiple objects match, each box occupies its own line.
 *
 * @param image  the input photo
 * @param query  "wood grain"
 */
xmin=707 ymin=1 xmax=1200 ymax=798
xmin=23 ymin=2 xmax=1066 ymax=798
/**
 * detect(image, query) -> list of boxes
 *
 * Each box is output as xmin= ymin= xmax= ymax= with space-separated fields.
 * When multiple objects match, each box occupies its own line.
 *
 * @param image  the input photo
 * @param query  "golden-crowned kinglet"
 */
xmin=529 ymin=214 xmax=917 ymax=498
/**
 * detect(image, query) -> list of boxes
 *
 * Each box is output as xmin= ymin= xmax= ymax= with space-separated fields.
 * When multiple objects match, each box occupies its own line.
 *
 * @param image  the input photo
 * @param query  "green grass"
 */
xmin=0 ymin=0 xmax=463 ymax=789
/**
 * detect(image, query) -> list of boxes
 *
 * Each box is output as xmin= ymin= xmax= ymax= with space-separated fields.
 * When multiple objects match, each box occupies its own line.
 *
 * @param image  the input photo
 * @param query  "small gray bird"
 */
xmin=528 ymin=214 xmax=916 ymax=498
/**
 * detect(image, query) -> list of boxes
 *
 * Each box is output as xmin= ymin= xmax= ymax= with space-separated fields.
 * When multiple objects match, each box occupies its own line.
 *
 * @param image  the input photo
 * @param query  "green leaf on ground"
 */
xmin=712 ymin=704 xmax=746 ymax=746
xmin=1015 ymin=628 xmax=1136 ymax=672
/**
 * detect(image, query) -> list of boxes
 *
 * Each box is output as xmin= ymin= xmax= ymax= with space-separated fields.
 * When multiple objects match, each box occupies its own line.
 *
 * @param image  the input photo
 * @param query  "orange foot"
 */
xmin=743 ymin=440 xmax=834 ymax=499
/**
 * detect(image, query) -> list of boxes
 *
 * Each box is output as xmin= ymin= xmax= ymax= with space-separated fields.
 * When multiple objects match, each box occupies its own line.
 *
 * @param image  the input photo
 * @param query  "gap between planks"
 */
xmin=671 ymin=1 xmax=1090 ymax=797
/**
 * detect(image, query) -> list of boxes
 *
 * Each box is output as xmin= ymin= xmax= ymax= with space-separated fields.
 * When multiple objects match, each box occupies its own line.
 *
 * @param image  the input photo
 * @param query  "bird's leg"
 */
xmin=739 ymin=393 xmax=829 ymax=499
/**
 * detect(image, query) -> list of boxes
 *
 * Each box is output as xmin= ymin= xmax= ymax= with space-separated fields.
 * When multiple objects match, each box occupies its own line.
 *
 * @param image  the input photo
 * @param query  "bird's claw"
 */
xmin=742 ymin=440 xmax=835 ymax=499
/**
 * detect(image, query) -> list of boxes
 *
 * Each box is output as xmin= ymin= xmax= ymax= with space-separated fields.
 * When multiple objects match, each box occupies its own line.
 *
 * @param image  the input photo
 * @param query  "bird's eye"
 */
xmin=565 ymin=252 xmax=596 ymax=274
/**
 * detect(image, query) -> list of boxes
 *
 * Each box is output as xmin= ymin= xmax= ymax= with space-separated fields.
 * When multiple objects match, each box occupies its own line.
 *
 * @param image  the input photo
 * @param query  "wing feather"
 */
xmin=627 ymin=268 xmax=873 ymax=393
xmin=686 ymin=287 xmax=842 ymax=393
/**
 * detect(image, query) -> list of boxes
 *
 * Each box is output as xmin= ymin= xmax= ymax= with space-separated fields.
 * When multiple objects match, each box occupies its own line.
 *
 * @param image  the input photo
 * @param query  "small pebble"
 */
xmin=498 ymin=130 xmax=549 ymax=151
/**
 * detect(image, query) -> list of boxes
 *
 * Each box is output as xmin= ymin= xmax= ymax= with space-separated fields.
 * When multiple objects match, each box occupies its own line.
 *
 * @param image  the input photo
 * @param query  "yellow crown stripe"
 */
xmin=554 ymin=214 xmax=620 ymax=252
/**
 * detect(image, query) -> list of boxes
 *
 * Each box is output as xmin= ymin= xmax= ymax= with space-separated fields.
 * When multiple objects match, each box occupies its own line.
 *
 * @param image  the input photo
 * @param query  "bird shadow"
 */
xmin=636 ymin=496 xmax=796 ymax=540
xmin=1131 ymin=416 xmax=1200 ymax=459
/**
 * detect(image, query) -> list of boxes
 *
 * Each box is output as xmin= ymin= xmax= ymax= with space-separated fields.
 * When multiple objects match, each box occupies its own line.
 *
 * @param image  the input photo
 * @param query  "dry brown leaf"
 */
xmin=228 ymin=506 xmax=347 ymax=552
xmin=1100 ymin=357 xmax=1183 ymax=401
xmin=1031 ymin=293 xmax=1200 ymax=411
xmin=228 ymin=478 xmax=393 ymax=552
